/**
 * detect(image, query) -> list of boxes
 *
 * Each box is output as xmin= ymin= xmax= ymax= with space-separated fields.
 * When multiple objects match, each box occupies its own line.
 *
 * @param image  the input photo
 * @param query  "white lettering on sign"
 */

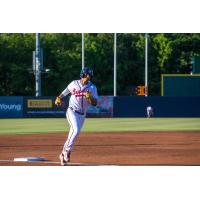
xmin=0 ymin=104 xmax=22 ymax=111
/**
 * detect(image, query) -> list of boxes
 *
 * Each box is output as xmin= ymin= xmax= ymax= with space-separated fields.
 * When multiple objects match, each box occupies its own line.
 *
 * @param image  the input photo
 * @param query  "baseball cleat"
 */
xmin=59 ymin=153 xmax=67 ymax=166
xmin=59 ymin=151 xmax=71 ymax=166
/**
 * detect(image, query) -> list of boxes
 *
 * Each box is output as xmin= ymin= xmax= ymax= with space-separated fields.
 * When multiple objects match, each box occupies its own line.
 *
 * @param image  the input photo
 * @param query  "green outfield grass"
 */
xmin=0 ymin=118 xmax=200 ymax=135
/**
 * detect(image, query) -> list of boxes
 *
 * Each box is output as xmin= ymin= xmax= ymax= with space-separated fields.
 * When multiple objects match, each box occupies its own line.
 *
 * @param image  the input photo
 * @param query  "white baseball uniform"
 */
xmin=146 ymin=106 xmax=153 ymax=118
xmin=61 ymin=79 xmax=98 ymax=152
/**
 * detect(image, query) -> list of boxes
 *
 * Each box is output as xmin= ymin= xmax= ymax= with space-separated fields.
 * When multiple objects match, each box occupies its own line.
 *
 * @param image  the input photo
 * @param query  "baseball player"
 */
xmin=55 ymin=67 xmax=98 ymax=166
xmin=146 ymin=106 xmax=154 ymax=118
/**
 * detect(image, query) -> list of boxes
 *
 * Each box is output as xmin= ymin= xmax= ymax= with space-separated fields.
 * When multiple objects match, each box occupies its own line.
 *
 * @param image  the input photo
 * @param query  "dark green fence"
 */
xmin=161 ymin=74 xmax=200 ymax=96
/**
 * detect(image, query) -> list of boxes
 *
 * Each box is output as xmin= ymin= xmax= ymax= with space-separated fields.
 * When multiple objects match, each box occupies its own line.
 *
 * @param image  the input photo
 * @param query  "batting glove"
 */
xmin=55 ymin=97 xmax=62 ymax=106
xmin=85 ymin=91 xmax=92 ymax=100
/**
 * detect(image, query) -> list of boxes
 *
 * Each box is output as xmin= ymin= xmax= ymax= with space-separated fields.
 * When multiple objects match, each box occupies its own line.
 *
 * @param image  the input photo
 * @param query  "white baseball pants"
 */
xmin=63 ymin=108 xmax=85 ymax=152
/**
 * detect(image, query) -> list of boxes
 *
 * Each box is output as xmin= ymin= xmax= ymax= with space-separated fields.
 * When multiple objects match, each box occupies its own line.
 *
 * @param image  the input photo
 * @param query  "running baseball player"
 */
xmin=55 ymin=67 xmax=98 ymax=166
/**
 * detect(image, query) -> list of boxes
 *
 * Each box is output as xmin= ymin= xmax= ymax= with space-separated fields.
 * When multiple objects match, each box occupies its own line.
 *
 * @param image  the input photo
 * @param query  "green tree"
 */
xmin=1 ymin=33 xmax=200 ymax=96
xmin=41 ymin=33 xmax=82 ymax=95
xmin=0 ymin=34 xmax=35 ymax=95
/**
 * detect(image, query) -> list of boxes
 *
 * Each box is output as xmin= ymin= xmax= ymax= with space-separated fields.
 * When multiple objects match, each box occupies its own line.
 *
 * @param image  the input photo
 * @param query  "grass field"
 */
xmin=0 ymin=118 xmax=200 ymax=135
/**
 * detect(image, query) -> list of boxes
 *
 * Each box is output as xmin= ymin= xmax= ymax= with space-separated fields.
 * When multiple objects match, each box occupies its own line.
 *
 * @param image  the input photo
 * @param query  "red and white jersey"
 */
xmin=61 ymin=80 xmax=98 ymax=114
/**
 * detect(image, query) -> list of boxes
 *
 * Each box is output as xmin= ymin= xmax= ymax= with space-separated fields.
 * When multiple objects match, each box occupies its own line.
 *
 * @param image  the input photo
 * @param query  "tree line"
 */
xmin=0 ymin=33 xmax=199 ymax=96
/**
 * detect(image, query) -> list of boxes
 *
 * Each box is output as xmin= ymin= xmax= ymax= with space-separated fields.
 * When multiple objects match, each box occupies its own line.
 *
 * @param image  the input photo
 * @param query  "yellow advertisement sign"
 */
xmin=28 ymin=99 xmax=52 ymax=108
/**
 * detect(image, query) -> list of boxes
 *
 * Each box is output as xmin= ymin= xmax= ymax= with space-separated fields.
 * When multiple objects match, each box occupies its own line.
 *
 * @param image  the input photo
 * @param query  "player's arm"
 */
xmin=58 ymin=93 xmax=65 ymax=99
xmin=55 ymin=85 xmax=71 ymax=106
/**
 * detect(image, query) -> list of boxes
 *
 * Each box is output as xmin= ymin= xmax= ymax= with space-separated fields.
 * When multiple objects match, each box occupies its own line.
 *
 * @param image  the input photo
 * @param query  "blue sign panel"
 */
xmin=0 ymin=96 xmax=23 ymax=118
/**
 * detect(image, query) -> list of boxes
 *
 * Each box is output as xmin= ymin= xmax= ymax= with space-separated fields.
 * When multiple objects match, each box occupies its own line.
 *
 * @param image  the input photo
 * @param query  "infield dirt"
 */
xmin=0 ymin=131 xmax=200 ymax=166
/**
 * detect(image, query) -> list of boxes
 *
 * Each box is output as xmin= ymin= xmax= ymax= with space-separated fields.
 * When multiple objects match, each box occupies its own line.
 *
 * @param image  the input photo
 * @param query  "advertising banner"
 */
xmin=24 ymin=96 xmax=113 ymax=118
xmin=24 ymin=96 xmax=68 ymax=117
xmin=27 ymin=99 xmax=52 ymax=108
xmin=87 ymin=96 xmax=113 ymax=117
xmin=0 ymin=96 xmax=23 ymax=118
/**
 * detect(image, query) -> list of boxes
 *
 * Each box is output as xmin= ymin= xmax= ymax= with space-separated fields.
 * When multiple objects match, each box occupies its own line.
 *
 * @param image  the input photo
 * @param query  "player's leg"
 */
xmin=64 ymin=109 xmax=85 ymax=151
xmin=60 ymin=108 xmax=85 ymax=165
xmin=59 ymin=108 xmax=77 ymax=165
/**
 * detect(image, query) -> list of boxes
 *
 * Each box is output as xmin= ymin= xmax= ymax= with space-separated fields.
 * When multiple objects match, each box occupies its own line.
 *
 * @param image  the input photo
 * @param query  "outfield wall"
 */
xmin=0 ymin=96 xmax=200 ymax=118
xmin=0 ymin=96 xmax=113 ymax=118
xmin=113 ymin=96 xmax=200 ymax=117
xmin=23 ymin=96 xmax=67 ymax=117
xmin=0 ymin=96 xmax=23 ymax=118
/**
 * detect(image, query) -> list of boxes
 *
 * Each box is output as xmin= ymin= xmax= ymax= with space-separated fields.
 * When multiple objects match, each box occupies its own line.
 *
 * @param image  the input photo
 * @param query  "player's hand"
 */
xmin=85 ymin=91 xmax=92 ymax=100
xmin=55 ymin=96 xmax=62 ymax=106
xmin=85 ymin=91 xmax=97 ymax=106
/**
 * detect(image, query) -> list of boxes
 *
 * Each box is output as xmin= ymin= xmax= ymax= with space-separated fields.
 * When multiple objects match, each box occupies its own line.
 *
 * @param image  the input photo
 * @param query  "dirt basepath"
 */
xmin=0 ymin=131 xmax=200 ymax=166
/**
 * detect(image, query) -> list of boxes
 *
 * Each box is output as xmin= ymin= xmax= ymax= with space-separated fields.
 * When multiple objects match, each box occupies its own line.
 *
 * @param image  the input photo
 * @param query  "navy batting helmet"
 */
xmin=80 ymin=67 xmax=94 ymax=78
